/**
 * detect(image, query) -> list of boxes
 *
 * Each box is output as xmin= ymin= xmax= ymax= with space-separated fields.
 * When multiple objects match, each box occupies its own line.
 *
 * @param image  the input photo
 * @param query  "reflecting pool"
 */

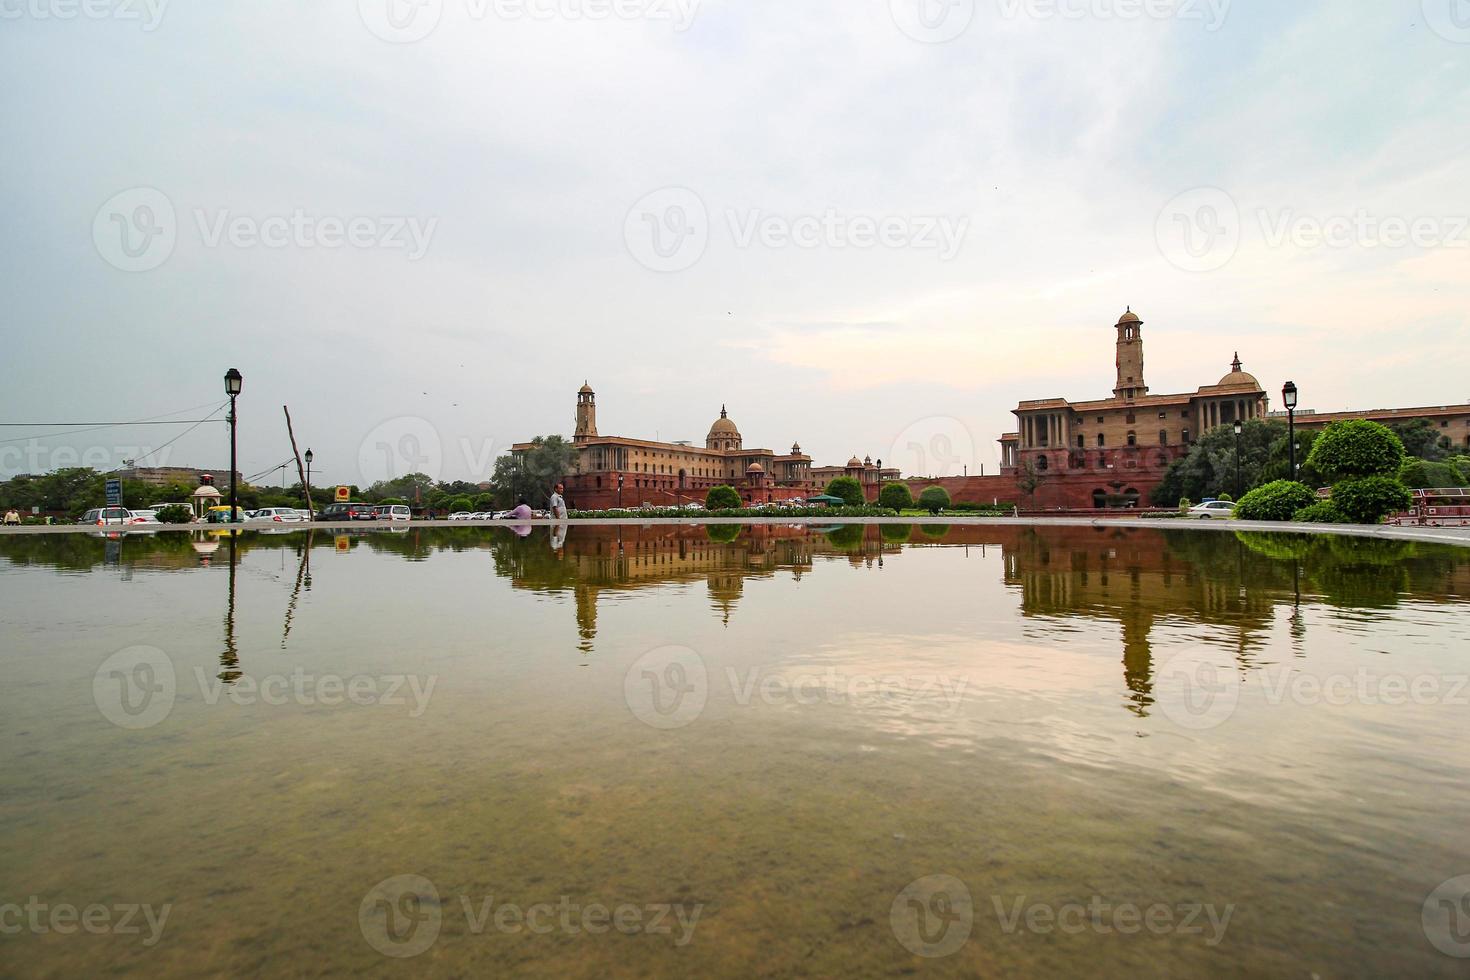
xmin=3 ymin=524 xmax=1470 ymax=977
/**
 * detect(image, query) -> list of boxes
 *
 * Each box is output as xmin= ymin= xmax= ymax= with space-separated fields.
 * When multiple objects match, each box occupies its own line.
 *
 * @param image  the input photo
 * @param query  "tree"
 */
xmin=1234 ymin=480 xmax=1316 ymax=521
xmin=1307 ymin=420 xmax=1406 ymax=481
xmin=1399 ymin=459 xmax=1466 ymax=489
xmin=878 ymin=482 xmax=913 ymax=513
xmin=706 ymin=485 xmax=742 ymax=510
xmin=1390 ymin=419 xmax=1450 ymax=461
xmin=918 ymin=486 xmax=951 ymax=514
xmin=449 ymin=497 xmax=474 ymax=514
xmin=826 ymin=476 xmax=864 ymax=507
xmin=1151 ymin=420 xmax=1286 ymax=505
xmin=1015 ymin=458 xmax=1047 ymax=506
xmin=155 ymin=504 xmax=193 ymax=524
xmin=489 ymin=437 xmax=577 ymax=509
xmin=1331 ymin=476 xmax=1412 ymax=525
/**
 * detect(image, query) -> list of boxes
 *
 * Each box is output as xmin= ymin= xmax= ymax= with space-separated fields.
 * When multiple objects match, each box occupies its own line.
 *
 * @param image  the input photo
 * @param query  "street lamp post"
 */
xmin=1233 ymin=419 xmax=1244 ymax=498
xmin=618 ymin=474 xmax=624 ymax=509
xmin=1282 ymin=381 xmax=1299 ymax=479
xmin=224 ymin=368 xmax=243 ymax=523
xmin=304 ymin=448 xmax=314 ymax=511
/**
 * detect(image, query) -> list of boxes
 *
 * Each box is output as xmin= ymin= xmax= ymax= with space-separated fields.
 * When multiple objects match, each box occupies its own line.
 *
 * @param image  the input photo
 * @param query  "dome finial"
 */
xmin=720 ymin=404 xmax=727 ymax=418
xmin=1232 ymin=352 xmax=1242 ymax=372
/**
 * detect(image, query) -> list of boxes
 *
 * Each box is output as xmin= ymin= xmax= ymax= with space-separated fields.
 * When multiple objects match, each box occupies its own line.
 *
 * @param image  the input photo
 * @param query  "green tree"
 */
xmin=449 ymin=496 xmax=474 ymax=514
xmin=1390 ymin=419 xmax=1450 ymax=461
xmin=918 ymin=486 xmax=951 ymax=514
xmin=1331 ymin=476 xmax=1412 ymax=525
xmin=1399 ymin=459 xmax=1466 ymax=489
xmin=1152 ymin=420 xmax=1286 ymax=505
xmin=878 ymin=482 xmax=913 ymax=513
xmin=489 ymin=437 xmax=577 ymax=509
xmin=706 ymin=485 xmax=742 ymax=510
xmin=1234 ymin=480 xmax=1316 ymax=521
xmin=1308 ymin=420 xmax=1406 ymax=481
xmin=825 ymin=476 xmax=864 ymax=507
xmin=155 ymin=504 xmax=193 ymax=524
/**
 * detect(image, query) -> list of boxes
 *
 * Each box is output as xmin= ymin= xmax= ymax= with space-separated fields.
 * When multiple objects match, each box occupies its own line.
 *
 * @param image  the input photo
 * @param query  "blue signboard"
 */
xmin=105 ymin=479 xmax=122 ymax=506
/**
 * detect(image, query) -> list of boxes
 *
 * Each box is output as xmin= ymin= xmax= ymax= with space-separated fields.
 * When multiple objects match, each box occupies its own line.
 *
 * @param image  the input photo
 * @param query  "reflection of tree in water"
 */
xmin=880 ymin=524 xmax=913 ymax=544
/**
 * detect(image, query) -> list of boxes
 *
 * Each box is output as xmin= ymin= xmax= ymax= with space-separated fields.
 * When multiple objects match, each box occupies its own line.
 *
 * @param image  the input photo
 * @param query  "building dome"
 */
xmin=791 ymin=442 xmax=802 ymax=455
xmin=1217 ymin=353 xmax=1261 ymax=389
xmin=578 ymin=381 xmax=594 ymax=394
xmin=1117 ymin=308 xmax=1142 ymax=325
xmin=746 ymin=462 xmax=764 ymax=473
xmin=846 ymin=456 xmax=863 ymax=468
xmin=707 ymin=405 xmax=739 ymax=436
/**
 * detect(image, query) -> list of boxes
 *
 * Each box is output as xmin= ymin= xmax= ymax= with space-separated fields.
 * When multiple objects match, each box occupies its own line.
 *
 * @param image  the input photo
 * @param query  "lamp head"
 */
xmin=1282 ymin=381 xmax=1298 ymax=410
xmin=224 ymin=368 xmax=243 ymax=397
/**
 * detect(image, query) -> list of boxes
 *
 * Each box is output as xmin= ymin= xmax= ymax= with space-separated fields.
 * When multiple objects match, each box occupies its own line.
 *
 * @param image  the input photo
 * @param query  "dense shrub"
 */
xmin=1331 ymin=476 xmax=1413 ymax=525
xmin=1234 ymin=480 xmax=1317 ymax=521
xmin=1307 ymin=420 xmax=1406 ymax=481
xmin=1399 ymin=459 xmax=1466 ymax=489
xmin=825 ymin=477 xmax=864 ymax=507
xmin=1292 ymin=500 xmax=1351 ymax=524
xmin=1178 ymin=498 xmax=1192 ymax=514
xmin=155 ymin=504 xmax=193 ymax=524
xmin=1216 ymin=492 xmax=1233 ymax=503
xmin=918 ymin=486 xmax=951 ymax=514
xmin=877 ymin=482 xmax=913 ymax=513
xmin=706 ymin=524 xmax=742 ymax=543
xmin=449 ymin=497 xmax=474 ymax=514
xmin=705 ymin=485 xmax=742 ymax=510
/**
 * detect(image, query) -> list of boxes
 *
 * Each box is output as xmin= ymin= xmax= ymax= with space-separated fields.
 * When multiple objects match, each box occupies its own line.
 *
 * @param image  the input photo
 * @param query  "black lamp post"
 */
xmin=1233 ymin=419 xmax=1244 ymax=498
xmin=304 ymin=448 xmax=314 ymax=510
xmin=224 ymin=368 xmax=243 ymax=523
xmin=618 ymin=473 xmax=624 ymax=509
xmin=1282 ymin=381 xmax=1299 ymax=478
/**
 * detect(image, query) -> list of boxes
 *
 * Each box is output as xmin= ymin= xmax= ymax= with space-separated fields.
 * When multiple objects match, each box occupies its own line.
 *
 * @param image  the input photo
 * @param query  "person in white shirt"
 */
xmin=548 ymin=483 xmax=568 ymax=520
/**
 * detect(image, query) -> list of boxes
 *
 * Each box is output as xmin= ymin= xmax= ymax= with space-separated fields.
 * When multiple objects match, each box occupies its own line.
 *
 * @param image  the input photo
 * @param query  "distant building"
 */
xmin=811 ymin=455 xmax=901 ymax=489
xmin=514 ymin=383 xmax=817 ymax=509
xmin=998 ymin=308 xmax=1269 ymax=508
xmin=111 ymin=465 xmax=245 ymax=488
xmin=1271 ymin=404 xmax=1470 ymax=450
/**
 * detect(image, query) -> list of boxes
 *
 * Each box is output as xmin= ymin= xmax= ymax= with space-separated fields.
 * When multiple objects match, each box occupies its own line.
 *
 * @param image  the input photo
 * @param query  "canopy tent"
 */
xmin=806 ymin=494 xmax=849 ymax=506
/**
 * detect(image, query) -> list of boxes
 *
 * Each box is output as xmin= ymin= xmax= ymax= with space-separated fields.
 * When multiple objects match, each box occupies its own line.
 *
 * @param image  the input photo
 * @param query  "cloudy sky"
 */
xmin=3 ymin=0 xmax=1467 ymax=487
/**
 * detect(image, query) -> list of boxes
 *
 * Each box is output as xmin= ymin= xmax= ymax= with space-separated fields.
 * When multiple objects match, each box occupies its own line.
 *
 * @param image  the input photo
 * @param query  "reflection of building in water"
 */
xmin=511 ymin=524 xmax=820 ymax=651
xmin=999 ymin=526 xmax=1277 ymax=717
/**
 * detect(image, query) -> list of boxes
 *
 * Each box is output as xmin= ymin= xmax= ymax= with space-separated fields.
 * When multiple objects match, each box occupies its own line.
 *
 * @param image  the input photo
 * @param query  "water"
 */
xmin=3 ymin=524 xmax=1469 ymax=977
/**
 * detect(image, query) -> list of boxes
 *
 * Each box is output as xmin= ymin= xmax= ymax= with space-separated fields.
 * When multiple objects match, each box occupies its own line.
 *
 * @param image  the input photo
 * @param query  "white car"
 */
xmin=128 ymin=509 xmax=162 ymax=525
xmin=374 ymin=505 xmax=412 ymax=522
xmin=254 ymin=507 xmax=308 ymax=523
xmin=1188 ymin=500 xmax=1236 ymax=520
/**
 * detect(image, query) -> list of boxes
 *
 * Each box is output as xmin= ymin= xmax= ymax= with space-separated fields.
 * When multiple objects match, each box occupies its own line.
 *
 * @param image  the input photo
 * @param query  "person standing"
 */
xmin=548 ymin=483 xmax=568 ymax=520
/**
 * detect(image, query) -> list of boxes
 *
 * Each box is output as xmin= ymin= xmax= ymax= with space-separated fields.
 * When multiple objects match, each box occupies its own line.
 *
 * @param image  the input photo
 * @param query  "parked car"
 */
xmin=1188 ymin=500 xmax=1236 ymax=520
xmin=80 ymin=507 xmax=133 ymax=526
xmin=128 ymin=509 xmax=161 ymax=525
xmin=373 ymin=504 xmax=412 ymax=522
xmin=254 ymin=507 xmax=307 ymax=524
xmin=316 ymin=502 xmax=375 ymax=522
xmin=292 ymin=509 xmax=315 ymax=522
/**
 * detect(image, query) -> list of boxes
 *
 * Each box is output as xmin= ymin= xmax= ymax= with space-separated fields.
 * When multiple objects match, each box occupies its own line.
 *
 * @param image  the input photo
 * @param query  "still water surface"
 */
xmin=3 ymin=524 xmax=1470 ymax=977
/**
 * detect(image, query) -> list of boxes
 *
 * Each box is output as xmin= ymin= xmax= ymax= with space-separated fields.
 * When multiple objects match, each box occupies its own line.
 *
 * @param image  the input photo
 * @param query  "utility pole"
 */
xmin=283 ymin=406 xmax=313 ymax=516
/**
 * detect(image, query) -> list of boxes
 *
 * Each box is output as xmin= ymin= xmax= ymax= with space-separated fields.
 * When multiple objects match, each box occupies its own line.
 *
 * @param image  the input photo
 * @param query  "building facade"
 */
xmin=810 ymin=455 xmax=902 ymax=490
xmin=997 ymin=309 xmax=1269 ymax=509
xmin=517 ymin=383 xmax=818 ymax=509
xmin=111 ymin=465 xmax=245 ymax=488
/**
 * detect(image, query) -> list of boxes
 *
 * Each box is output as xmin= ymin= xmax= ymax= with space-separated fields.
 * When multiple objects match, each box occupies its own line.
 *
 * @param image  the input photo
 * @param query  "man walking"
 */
xmin=549 ymin=483 xmax=568 ymax=520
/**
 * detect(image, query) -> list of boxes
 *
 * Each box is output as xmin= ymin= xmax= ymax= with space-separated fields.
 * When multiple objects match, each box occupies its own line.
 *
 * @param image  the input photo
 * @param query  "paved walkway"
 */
xmin=3 ymin=517 xmax=1468 ymax=547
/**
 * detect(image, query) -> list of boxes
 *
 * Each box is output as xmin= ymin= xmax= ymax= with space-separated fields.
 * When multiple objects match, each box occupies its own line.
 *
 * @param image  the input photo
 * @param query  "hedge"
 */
xmin=1291 ymin=500 xmax=1351 ymax=524
xmin=1331 ymin=476 xmax=1413 ymax=525
xmin=1234 ymin=480 xmax=1316 ymax=521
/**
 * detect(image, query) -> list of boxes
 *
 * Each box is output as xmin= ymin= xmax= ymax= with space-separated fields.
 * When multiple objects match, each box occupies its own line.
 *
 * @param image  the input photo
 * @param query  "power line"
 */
xmin=128 ymin=405 xmax=229 ymax=466
xmin=0 ymin=401 xmax=231 ymax=446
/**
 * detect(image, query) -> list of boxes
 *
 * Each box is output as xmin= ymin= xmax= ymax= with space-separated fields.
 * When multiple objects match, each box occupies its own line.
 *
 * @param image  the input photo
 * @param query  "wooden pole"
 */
xmin=283 ymin=406 xmax=314 ymax=516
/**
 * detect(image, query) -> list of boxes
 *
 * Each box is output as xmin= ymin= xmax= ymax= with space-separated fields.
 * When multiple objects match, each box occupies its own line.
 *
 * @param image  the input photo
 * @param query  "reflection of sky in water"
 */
xmin=2 ymin=525 xmax=1470 ymax=977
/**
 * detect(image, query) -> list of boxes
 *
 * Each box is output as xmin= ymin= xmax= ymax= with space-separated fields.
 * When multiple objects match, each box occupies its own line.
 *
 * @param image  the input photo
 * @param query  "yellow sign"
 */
xmin=335 ymin=536 xmax=351 ymax=553
xmin=335 ymin=485 xmax=350 ymax=502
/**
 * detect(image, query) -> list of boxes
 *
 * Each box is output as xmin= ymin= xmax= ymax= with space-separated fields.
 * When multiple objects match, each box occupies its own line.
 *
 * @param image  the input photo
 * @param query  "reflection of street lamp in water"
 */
xmin=220 ymin=532 xmax=241 ymax=684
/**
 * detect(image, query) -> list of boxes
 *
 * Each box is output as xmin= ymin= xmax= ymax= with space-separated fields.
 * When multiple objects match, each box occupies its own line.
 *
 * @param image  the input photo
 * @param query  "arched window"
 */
xmin=1036 ymin=455 xmax=1049 ymax=471
xmin=1096 ymin=434 xmax=1106 ymax=447
xmin=1127 ymin=432 xmax=1137 ymax=447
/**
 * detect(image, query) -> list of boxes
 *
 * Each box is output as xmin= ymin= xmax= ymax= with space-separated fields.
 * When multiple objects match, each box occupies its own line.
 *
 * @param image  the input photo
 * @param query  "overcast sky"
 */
xmin=3 ymin=0 xmax=1467 ymax=487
